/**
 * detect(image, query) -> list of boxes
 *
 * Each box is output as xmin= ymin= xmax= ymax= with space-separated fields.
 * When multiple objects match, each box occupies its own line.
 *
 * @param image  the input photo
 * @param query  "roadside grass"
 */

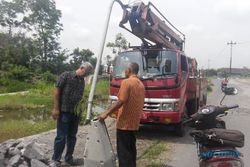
xmin=75 ymin=80 xmax=110 ymax=123
xmin=145 ymin=162 xmax=166 ymax=167
xmin=138 ymin=140 xmax=170 ymax=167
xmin=207 ymin=78 xmax=214 ymax=93
xmin=0 ymin=79 xmax=110 ymax=142
xmin=0 ymin=120 xmax=55 ymax=143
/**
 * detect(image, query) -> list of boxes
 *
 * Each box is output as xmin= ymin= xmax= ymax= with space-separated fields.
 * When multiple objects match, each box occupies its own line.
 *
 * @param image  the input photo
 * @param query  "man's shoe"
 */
xmin=50 ymin=160 xmax=61 ymax=167
xmin=65 ymin=159 xmax=79 ymax=166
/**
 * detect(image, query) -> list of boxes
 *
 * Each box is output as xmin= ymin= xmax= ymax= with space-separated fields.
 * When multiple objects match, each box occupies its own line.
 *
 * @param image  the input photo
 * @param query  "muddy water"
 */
xmin=0 ymin=108 xmax=54 ymax=142
xmin=0 ymin=108 xmax=51 ymax=123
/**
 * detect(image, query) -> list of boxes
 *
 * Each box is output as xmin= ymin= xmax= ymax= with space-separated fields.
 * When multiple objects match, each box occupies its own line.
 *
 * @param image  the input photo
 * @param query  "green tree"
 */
xmin=106 ymin=33 xmax=128 ymax=54
xmin=0 ymin=0 xmax=26 ymax=36
xmin=0 ymin=32 xmax=35 ymax=69
xmin=25 ymin=0 xmax=63 ymax=71
xmin=69 ymin=48 xmax=96 ymax=70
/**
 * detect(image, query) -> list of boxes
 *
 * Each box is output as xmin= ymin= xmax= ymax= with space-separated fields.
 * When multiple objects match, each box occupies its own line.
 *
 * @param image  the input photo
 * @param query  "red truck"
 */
xmin=109 ymin=1 xmax=207 ymax=136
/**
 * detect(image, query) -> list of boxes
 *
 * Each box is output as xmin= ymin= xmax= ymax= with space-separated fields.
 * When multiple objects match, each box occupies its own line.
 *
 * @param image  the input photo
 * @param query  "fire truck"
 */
xmin=109 ymin=1 xmax=207 ymax=136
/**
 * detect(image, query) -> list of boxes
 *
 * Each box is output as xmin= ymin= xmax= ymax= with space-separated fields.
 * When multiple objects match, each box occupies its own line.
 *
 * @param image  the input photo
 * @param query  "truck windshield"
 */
xmin=113 ymin=50 xmax=177 ymax=79
xmin=143 ymin=50 xmax=177 ymax=78
xmin=113 ymin=51 xmax=144 ymax=78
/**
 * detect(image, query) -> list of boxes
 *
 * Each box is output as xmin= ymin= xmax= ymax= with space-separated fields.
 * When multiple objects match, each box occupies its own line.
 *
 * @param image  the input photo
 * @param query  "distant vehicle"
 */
xmin=221 ymin=78 xmax=228 ymax=92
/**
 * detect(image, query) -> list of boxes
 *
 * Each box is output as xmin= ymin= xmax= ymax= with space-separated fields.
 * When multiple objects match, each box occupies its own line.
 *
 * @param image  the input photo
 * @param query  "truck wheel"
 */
xmin=175 ymin=122 xmax=185 ymax=137
xmin=203 ymin=95 xmax=207 ymax=105
xmin=186 ymin=99 xmax=198 ymax=116
xmin=175 ymin=108 xmax=188 ymax=137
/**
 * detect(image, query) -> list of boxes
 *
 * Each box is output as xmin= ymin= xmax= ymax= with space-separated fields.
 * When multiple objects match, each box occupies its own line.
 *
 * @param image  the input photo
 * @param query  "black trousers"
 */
xmin=117 ymin=129 xmax=137 ymax=167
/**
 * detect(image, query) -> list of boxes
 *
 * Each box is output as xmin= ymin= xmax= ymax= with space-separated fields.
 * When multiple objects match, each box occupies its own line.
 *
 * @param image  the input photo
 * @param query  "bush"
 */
xmin=10 ymin=65 xmax=29 ymax=81
xmin=40 ymin=71 xmax=56 ymax=83
xmin=0 ymin=78 xmax=33 ymax=93
xmin=32 ymin=81 xmax=54 ymax=96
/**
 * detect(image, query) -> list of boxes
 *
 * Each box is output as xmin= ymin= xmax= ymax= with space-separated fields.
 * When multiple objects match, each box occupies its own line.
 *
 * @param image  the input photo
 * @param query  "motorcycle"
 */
xmin=184 ymin=87 xmax=244 ymax=167
xmin=221 ymin=79 xmax=228 ymax=92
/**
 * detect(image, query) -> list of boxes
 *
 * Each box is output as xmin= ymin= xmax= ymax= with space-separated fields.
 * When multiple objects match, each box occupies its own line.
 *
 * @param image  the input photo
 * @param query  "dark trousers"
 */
xmin=117 ymin=129 xmax=137 ymax=167
xmin=52 ymin=112 xmax=79 ymax=162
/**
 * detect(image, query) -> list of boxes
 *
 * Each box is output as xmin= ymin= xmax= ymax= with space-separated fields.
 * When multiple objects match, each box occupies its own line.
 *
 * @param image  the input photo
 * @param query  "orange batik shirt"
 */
xmin=116 ymin=75 xmax=145 ymax=131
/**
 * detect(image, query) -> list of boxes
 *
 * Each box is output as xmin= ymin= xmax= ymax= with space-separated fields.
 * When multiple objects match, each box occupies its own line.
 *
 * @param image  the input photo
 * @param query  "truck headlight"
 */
xmin=161 ymin=103 xmax=174 ymax=111
xmin=161 ymin=102 xmax=179 ymax=111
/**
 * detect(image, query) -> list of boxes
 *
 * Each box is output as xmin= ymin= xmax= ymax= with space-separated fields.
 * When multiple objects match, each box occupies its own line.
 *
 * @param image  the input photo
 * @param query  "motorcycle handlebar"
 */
xmin=226 ymin=104 xmax=239 ymax=110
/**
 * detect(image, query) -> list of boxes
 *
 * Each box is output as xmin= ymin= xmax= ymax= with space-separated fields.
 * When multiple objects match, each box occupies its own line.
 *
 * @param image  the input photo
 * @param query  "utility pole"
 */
xmin=208 ymin=59 xmax=210 ymax=70
xmin=227 ymin=41 xmax=236 ymax=77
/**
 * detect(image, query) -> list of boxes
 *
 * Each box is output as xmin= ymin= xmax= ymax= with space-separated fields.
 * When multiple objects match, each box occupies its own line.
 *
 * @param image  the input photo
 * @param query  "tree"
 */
xmin=26 ymin=0 xmax=63 ymax=71
xmin=0 ymin=0 xmax=26 ymax=36
xmin=0 ymin=32 xmax=34 ymax=69
xmin=106 ymin=33 xmax=128 ymax=54
xmin=69 ymin=48 xmax=96 ymax=70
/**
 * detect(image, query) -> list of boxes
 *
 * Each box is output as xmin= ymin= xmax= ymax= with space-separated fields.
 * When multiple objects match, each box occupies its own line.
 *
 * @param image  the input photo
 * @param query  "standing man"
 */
xmin=51 ymin=62 xmax=93 ymax=167
xmin=99 ymin=62 xmax=145 ymax=167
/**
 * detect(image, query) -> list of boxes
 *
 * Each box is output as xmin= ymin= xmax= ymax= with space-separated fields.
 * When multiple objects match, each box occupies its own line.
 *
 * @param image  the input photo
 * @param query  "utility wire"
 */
xmin=210 ymin=45 xmax=228 ymax=61
xmin=237 ymin=41 xmax=250 ymax=44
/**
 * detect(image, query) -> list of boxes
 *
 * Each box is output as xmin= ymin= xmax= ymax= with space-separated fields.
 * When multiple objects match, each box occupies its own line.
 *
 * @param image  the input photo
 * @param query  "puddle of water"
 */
xmin=0 ymin=108 xmax=51 ymax=122
xmin=0 ymin=108 xmax=55 ymax=143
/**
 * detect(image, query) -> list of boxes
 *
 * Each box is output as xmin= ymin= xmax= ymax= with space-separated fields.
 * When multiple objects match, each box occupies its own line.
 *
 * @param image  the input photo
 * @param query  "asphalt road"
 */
xmin=167 ymin=78 xmax=250 ymax=167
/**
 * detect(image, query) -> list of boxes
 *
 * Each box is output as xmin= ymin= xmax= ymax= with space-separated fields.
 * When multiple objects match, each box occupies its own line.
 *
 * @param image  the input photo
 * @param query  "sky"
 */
xmin=54 ymin=0 xmax=250 ymax=69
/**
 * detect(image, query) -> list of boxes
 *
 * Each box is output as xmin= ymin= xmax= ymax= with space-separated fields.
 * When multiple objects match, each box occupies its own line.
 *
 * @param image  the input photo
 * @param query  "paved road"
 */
xmin=168 ymin=78 xmax=250 ymax=167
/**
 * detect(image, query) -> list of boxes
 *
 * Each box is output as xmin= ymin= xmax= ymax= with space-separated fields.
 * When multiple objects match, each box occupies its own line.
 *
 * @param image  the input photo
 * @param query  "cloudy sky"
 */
xmin=54 ymin=0 xmax=250 ymax=69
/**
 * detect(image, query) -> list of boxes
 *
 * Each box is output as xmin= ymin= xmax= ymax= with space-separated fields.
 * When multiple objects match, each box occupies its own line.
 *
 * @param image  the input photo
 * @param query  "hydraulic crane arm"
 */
xmin=118 ymin=1 xmax=185 ymax=51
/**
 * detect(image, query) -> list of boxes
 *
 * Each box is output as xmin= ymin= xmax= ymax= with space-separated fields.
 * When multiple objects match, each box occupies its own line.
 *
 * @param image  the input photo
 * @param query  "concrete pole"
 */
xmin=85 ymin=0 xmax=124 ymax=124
xmin=227 ymin=41 xmax=236 ymax=78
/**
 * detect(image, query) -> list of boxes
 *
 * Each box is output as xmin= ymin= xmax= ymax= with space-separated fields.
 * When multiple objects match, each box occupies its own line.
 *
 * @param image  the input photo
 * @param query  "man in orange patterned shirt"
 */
xmin=99 ymin=62 xmax=145 ymax=167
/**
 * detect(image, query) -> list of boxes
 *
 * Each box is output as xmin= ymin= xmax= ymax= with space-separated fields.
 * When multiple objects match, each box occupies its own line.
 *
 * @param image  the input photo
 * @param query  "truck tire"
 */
xmin=203 ymin=94 xmax=207 ymax=105
xmin=175 ymin=108 xmax=188 ymax=137
xmin=186 ymin=99 xmax=197 ymax=116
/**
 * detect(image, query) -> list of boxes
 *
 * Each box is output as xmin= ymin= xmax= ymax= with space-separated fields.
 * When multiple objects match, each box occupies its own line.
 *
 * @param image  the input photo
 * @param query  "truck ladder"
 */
xmin=119 ymin=1 xmax=185 ymax=51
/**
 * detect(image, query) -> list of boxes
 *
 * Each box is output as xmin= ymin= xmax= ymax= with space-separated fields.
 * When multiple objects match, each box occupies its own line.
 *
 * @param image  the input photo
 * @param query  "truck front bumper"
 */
xmin=140 ymin=111 xmax=182 ymax=124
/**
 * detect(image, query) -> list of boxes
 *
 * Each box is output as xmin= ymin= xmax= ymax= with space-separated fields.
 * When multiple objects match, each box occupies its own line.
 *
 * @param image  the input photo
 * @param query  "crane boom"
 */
xmin=119 ymin=1 xmax=185 ymax=51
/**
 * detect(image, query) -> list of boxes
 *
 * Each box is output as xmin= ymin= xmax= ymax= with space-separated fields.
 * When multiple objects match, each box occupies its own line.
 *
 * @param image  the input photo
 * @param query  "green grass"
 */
xmin=138 ymin=140 xmax=170 ymax=167
xmin=142 ymin=141 xmax=168 ymax=159
xmin=0 ymin=120 xmax=55 ymax=143
xmin=0 ymin=80 xmax=110 ymax=142
xmin=145 ymin=162 xmax=166 ymax=167
xmin=207 ymin=78 xmax=214 ymax=93
xmin=76 ymin=80 xmax=110 ymax=123
xmin=0 ymin=90 xmax=53 ymax=110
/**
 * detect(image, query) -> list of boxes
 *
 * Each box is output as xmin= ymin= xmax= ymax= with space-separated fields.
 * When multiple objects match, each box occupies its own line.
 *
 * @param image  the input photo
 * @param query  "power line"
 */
xmin=214 ymin=45 xmax=228 ymax=58
xmin=237 ymin=41 xmax=250 ymax=44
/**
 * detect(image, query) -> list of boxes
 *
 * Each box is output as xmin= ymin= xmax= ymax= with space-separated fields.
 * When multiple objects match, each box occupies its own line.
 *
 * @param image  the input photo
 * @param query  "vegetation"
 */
xmin=105 ymin=33 xmax=128 ymax=67
xmin=106 ymin=33 xmax=128 ymax=54
xmin=138 ymin=140 xmax=170 ymax=167
xmin=0 ymin=0 xmax=97 ymax=93
xmin=207 ymin=78 xmax=214 ymax=93
xmin=0 ymin=119 xmax=55 ymax=143
xmin=0 ymin=80 xmax=110 ymax=142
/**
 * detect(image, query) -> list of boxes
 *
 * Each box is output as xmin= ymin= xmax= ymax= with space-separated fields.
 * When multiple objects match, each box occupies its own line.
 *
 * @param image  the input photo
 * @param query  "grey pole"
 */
xmin=227 ymin=41 xmax=236 ymax=77
xmin=85 ymin=0 xmax=119 ymax=124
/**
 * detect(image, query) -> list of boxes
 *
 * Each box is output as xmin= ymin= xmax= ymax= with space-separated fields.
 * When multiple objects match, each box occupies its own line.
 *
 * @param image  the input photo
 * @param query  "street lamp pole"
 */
xmin=85 ymin=0 xmax=126 ymax=124
xmin=227 ymin=41 xmax=236 ymax=77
